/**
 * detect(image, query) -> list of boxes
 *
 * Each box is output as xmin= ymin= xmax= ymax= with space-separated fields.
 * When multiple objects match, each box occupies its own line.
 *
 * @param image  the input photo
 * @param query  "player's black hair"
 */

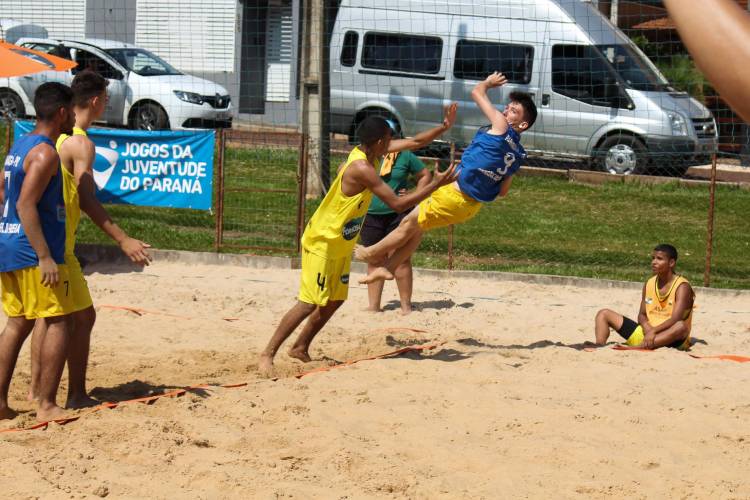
xmin=34 ymin=82 xmax=73 ymax=121
xmin=357 ymin=116 xmax=392 ymax=147
xmin=71 ymin=70 xmax=109 ymax=107
xmin=509 ymin=91 xmax=538 ymax=129
xmin=654 ymin=243 xmax=678 ymax=261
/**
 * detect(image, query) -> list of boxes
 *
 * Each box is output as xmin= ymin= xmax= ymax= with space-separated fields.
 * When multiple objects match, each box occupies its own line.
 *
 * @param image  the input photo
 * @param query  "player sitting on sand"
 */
xmin=354 ymin=72 xmax=537 ymax=284
xmin=593 ymin=244 xmax=695 ymax=350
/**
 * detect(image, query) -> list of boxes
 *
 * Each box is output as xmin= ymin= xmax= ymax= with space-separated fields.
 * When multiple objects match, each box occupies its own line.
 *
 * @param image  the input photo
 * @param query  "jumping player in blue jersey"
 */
xmin=0 ymin=82 xmax=76 ymax=422
xmin=355 ymin=72 xmax=537 ymax=283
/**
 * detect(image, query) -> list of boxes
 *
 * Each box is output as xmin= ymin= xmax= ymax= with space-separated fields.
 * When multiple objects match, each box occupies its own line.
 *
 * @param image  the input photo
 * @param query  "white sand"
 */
xmin=1 ymin=261 xmax=749 ymax=498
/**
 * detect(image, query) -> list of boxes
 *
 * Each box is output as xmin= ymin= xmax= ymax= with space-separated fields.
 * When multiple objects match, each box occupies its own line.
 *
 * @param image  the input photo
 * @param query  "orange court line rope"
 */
xmin=611 ymin=343 xmax=750 ymax=362
xmin=0 ymin=326 xmax=441 ymax=433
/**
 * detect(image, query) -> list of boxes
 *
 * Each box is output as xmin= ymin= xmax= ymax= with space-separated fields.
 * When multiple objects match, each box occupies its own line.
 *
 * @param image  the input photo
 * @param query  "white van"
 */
xmin=1 ymin=37 xmax=232 ymax=131
xmin=329 ymin=0 xmax=717 ymax=175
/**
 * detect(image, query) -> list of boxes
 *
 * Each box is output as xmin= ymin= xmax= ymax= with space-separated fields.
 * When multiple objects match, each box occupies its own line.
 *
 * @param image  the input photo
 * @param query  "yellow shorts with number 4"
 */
xmin=417 ymin=184 xmax=481 ymax=231
xmin=298 ymin=248 xmax=351 ymax=306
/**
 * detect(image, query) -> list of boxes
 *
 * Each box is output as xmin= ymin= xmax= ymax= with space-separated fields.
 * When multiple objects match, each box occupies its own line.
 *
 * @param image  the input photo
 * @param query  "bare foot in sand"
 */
xmin=65 ymin=394 xmax=100 ymax=410
xmin=36 ymin=404 xmax=68 ymax=423
xmin=27 ymin=391 xmax=39 ymax=403
xmin=365 ymin=306 xmax=383 ymax=313
xmin=288 ymin=347 xmax=312 ymax=363
xmin=399 ymin=304 xmax=413 ymax=316
xmin=354 ymin=244 xmax=378 ymax=264
xmin=258 ymin=354 xmax=275 ymax=377
xmin=358 ymin=267 xmax=394 ymax=284
xmin=0 ymin=405 xmax=18 ymax=420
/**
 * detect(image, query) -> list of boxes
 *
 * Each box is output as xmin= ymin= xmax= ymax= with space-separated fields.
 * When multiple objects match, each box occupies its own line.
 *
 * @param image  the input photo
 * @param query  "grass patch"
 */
xmin=2 ymin=128 xmax=748 ymax=289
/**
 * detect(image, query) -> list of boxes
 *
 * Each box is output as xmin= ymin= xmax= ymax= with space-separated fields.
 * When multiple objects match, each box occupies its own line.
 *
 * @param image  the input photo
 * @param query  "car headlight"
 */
xmin=668 ymin=112 xmax=688 ymax=136
xmin=173 ymin=90 xmax=204 ymax=105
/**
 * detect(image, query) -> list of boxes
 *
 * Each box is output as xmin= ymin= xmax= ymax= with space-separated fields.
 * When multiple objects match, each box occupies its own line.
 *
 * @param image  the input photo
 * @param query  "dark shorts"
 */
xmin=359 ymin=211 xmax=411 ymax=247
xmin=617 ymin=316 xmax=686 ymax=349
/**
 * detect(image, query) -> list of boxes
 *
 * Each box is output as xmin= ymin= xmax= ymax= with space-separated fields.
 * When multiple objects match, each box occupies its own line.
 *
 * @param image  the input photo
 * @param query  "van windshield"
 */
xmin=105 ymin=48 xmax=181 ymax=76
xmin=596 ymin=44 xmax=671 ymax=92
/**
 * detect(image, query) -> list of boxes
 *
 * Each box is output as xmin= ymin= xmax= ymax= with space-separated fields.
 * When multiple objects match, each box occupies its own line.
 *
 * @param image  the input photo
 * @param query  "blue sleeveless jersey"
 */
xmin=0 ymin=134 xmax=66 ymax=272
xmin=457 ymin=126 xmax=527 ymax=203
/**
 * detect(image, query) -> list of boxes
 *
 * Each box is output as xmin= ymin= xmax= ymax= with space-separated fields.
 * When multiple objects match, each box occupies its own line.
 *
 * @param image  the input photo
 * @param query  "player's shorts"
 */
xmin=298 ymin=248 xmax=351 ymax=306
xmin=417 ymin=184 xmax=481 ymax=231
xmin=617 ymin=316 xmax=690 ymax=350
xmin=359 ymin=211 xmax=410 ymax=247
xmin=1 ymin=264 xmax=77 ymax=319
xmin=65 ymin=254 xmax=94 ymax=313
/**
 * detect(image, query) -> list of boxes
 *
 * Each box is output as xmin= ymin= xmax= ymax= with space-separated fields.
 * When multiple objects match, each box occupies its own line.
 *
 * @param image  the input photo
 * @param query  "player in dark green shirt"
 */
xmin=359 ymin=121 xmax=432 ymax=314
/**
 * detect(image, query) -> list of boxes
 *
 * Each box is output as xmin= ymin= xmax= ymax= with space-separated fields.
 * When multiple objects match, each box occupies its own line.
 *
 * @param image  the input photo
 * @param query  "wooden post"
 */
xmin=447 ymin=143 xmax=455 ymax=271
xmin=214 ymin=129 xmax=226 ymax=252
xmin=703 ymin=152 xmax=718 ymax=287
xmin=299 ymin=0 xmax=328 ymax=197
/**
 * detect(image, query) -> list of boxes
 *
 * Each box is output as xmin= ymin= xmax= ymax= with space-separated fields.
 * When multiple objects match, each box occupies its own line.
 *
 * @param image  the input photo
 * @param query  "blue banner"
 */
xmin=14 ymin=121 xmax=214 ymax=210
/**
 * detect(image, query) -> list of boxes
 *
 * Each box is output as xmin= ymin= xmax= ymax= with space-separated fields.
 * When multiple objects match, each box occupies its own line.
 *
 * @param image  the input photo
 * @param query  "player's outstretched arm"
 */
xmin=388 ymin=103 xmax=457 ymax=153
xmin=471 ymin=72 xmax=509 ymax=135
xmin=664 ymin=0 xmax=750 ymax=123
xmin=16 ymin=145 xmax=60 ymax=286
xmin=69 ymin=140 xmax=151 ymax=265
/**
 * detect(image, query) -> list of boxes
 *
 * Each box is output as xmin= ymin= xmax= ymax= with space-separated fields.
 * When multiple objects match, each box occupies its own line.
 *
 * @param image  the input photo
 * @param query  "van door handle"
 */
xmin=542 ymin=94 xmax=551 ymax=106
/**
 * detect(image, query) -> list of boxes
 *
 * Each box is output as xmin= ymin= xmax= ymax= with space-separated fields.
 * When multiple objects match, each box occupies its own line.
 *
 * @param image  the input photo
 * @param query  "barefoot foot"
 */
xmin=258 ymin=354 xmax=275 ymax=378
xmin=0 ymin=405 xmax=18 ymax=420
xmin=358 ymin=267 xmax=394 ymax=284
xmin=354 ymin=244 xmax=379 ymax=264
xmin=65 ymin=394 xmax=100 ymax=410
xmin=36 ymin=404 xmax=68 ymax=423
xmin=399 ymin=304 xmax=413 ymax=316
xmin=27 ymin=391 xmax=39 ymax=403
xmin=288 ymin=347 xmax=312 ymax=363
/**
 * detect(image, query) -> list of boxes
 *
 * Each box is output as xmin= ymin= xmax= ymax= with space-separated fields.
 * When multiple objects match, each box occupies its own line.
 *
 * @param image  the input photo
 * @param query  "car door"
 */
xmin=17 ymin=42 xmax=74 ymax=104
xmin=70 ymin=47 xmax=128 ymax=125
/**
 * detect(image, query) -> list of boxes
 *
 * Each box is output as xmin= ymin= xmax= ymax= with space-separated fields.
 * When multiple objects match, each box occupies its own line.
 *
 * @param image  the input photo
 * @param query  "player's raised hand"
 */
xmin=432 ymin=160 xmax=459 ymax=188
xmin=442 ymin=102 xmax=458 ymax=129
xmin=484 ymin=72 xmax=508 ymax=88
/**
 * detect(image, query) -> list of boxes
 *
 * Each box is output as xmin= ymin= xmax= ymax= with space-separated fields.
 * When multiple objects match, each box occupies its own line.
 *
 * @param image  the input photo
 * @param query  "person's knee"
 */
xmin=595 ymin=309 xmax=611 ymax=321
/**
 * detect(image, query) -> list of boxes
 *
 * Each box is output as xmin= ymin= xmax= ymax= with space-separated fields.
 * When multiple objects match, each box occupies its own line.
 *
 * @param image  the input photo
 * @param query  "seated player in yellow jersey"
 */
xmin=29 ymin=71 xmax=151 ymax=409
xmin=355 ymin=72 xmax=537 ymax=284
xmin=593 ymin=244 xmax=695 ymax=350
xmin=258 ymin=106 xmax=460 ymax=376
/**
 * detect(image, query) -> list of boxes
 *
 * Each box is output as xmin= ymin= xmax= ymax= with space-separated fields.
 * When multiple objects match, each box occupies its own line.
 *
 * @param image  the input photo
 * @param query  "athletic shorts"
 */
xmin=1 ymin=264 xmax=76 ymax=319
xmin=65 ymin=254 xmax=94 ymax=313
xmin=617 ymin=316 xmax=690 ymax=350
xmin=417 ymin=184 xmax=481 ymax=231
xmin=359 ymin=211 xmax=410 ymax=247
xmin=298 ymin=248 xmax=351 ymax=306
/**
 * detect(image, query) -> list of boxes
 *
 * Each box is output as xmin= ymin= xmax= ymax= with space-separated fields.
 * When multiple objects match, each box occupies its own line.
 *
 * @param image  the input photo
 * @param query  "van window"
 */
xmin=362 ymin=33 xmax=442 ymax=75
xmin=454 ymin=41 xmax=533 ymax=84
xmin=340 ymin=31 xmax=358 ymax=67
xmin=552 ymin=45 xmax=620 ymax=106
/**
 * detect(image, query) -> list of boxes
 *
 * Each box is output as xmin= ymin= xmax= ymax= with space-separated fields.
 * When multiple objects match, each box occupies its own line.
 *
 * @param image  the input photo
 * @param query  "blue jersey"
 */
xmin=0 ymin=134 xmax=66 ymax=272
xmin=457 ymin=126 xmax=527 ymax=203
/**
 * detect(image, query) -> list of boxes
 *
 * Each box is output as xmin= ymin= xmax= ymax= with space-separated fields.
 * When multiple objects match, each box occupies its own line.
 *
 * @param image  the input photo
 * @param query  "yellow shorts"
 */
xmin=65 ymin=254 xmax=94 ymax=313
xmin=298 ymin=248 xmax=351 ymax=306
xmin=1 ymin=264 xmax=77 ymax=319
xmin=625 ymin=325 xmax=691 ymax=351
xmin=417 ymin=184 xmax=481 ymax=231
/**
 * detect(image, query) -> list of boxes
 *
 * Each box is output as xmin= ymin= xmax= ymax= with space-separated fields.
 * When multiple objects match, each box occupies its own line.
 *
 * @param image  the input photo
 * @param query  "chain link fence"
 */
xmin=1 ymin=0 xmax=748 ymax=288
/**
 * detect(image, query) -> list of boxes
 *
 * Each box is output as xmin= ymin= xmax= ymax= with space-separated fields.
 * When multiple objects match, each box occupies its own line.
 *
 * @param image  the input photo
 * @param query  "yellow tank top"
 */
xmin=644 ymin=274 xmax=694 ymax=332
xmin=56 ymin=127 xmax=87 ymax=257
xmin=301 ymin=146 xmax=376 ymax=258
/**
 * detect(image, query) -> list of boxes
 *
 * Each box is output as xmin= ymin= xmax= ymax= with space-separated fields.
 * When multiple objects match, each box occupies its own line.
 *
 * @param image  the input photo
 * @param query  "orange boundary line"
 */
xmin=610 ymin=343 xmax=750 ymax=362
xmin=0 ymin=333 xmax=441 ymax=433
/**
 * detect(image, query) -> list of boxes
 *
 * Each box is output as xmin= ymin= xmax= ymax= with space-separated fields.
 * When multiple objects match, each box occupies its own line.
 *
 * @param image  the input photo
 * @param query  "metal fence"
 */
xmin=1 ymin=0 xmax=748 ymax=288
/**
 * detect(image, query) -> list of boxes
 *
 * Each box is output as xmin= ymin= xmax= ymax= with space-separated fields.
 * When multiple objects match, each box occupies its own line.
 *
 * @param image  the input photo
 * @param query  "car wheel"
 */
xmin=595 ymin=134 xmax=648 ymax=175
xmin=131 ymin=102 xmax=169 ymax=131
xmin=0 ymin=90 xmax=25 ymax=119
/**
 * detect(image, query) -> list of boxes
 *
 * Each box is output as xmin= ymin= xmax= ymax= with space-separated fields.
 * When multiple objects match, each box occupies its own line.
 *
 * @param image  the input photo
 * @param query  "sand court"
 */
xmin=1 ymin=260 xmax=749 ymax=498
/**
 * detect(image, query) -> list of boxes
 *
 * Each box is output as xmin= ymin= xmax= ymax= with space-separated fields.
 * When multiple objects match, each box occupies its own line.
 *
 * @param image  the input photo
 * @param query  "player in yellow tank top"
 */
xmin=258 ymin=106 xmax=461 ymax=376
xmin=593 ymin=244 xmax=694 ymax=350
xmin=29 ymin=71 xmax=152 ymax=410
